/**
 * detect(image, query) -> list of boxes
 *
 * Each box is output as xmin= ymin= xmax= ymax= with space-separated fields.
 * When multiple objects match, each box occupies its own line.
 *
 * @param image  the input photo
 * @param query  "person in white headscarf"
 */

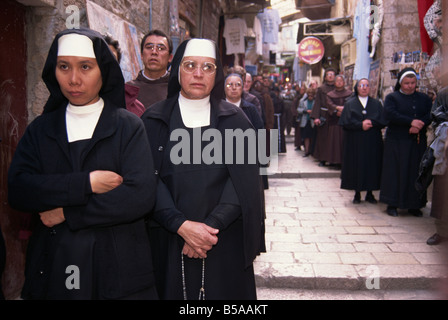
xmin=141 ymin=38 xmax=266 ymax=300
xmin=380 ymin=68 xmax=432 ymax=217
xmin=8 ymin=28 xmax=158 ymax=300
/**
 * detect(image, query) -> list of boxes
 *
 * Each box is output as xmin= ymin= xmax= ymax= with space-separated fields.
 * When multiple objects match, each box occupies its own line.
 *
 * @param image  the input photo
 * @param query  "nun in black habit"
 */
xmin=339 ymin=78 xmax=386 ymax=204
xmin=8 ymin=28 xmax=158 ymax=299
xmin=141 ymin=39 xmax=266 ymax=300
xmin=379 ymin=68 xmax=432 ymax=217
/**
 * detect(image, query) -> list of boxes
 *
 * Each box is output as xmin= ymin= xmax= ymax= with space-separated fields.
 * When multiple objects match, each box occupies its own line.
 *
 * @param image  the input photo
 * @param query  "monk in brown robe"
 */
xmin=325 ymin=75 xmax=353 ymax=166
xmin=311 ymin=68 xmax=336 ymax=166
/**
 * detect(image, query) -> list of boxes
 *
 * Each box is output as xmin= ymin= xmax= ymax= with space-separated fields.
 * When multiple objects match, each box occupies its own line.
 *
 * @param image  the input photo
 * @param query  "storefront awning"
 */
xmin=298 ymin=16 xmax=352 ymax=45
xmin=303 ymin=16 xmax=351 ymax=36
xmin=295 ymin=0 xmax=334 ymax=20
xmin=237 ymin=0 xmax=271 ymax=6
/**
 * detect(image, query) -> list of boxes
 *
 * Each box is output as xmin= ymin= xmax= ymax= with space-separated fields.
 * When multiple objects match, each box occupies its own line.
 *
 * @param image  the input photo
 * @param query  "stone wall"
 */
xmin=379 ymin=0 xmax=422 ymax=98
xmin=24 ymin=0 xmax=221 ymax=122
xmin=200 ymin=0 xmax=221 ymax=42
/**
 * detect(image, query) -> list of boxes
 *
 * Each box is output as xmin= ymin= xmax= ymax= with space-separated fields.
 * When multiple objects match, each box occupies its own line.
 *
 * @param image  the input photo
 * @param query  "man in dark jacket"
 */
xmin=141 ymin=38 xmax=266 ymax=300
xmin=8 ymin=28 xmax=157 ymax=300
xmin=126 ymin=29 xmax=173 ymax=109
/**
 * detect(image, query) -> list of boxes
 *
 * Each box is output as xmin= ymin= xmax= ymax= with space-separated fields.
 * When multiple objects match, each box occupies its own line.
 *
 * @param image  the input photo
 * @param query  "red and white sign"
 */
xmin=298 ymin=37 xmax=325 ymax=65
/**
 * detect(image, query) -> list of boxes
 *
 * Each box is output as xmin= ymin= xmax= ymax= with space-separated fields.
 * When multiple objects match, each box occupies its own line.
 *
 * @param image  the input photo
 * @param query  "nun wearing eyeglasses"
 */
xmin=7 ymin=28 xmax=158 ymax=299
xmin=224 ymin=73 xmax=264 ymax=131
xmin=379 ymin=68 xmax=432 ymax=217
xmin=141 ymin=39 xmax=265 ymax=300
xmin=338 ymin=78 xmax=386 ymax=204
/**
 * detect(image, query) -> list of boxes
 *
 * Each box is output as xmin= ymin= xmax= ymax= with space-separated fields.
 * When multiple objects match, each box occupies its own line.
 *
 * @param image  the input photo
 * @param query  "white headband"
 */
xmin=399 ymin=70 xmax=417 ymax=84
xmin=58 ymin=34 xmax=96 ymax=58
xmin=183 ymin=39 xmax=216 ymax=59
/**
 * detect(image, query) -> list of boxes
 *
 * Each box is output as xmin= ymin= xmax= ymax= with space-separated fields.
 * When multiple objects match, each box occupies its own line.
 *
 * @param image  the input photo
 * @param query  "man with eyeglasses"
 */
xmin=127 ymin=30 xmax=173 ymax=109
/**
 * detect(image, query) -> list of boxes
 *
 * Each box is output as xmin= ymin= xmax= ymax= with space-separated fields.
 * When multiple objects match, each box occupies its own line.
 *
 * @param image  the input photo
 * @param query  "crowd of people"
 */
xmin=289 ymin=66 xmax=446 ymax=250
xmin=225 ymin=62 xmax=446 ymax=251
xmin=3 ymin=26 xmax=448 ymax=300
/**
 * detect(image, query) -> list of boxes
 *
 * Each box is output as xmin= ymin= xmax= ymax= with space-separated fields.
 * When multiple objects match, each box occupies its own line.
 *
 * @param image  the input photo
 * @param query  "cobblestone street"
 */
xmin=254 ymin=137 xmax=448 ymax=299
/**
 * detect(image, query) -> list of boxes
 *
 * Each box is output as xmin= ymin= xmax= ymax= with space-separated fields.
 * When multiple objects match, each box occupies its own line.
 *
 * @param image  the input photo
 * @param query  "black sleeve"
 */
xmin=63 ymin=120 xmax=157 ymax=230
xmin=152 ymin=179 xmax=187 ymax=233
xmin=204 ymin=178 xmax=242 ymax=231
xmin=8 ymin=123 xmax=91 ymax=213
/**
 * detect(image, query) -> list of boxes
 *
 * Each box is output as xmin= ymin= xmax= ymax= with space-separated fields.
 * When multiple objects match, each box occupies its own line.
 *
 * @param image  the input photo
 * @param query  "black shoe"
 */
xmin=365 ymin=193 xmax=377 ymax=204
xmin=387 ymin=206 xmax=398 ymax=217
xmin=318 ymin=161 xmax=326 ymax=167
xmin=353 ymin=192 xmax=361 ymax=204
xmin=409 ymin=209 xmax=423 ymax=217
xmin=427 ymin=233 xmax=445 ymax=245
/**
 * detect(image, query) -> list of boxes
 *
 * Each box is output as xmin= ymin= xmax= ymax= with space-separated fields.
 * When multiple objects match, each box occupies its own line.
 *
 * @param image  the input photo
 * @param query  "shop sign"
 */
xmin=298 ymin=37 xmax=325 ymax=65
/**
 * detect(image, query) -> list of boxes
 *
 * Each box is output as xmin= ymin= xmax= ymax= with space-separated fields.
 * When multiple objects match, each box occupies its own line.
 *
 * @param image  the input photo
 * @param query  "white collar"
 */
xmin=226 ymin=98 xmax=241 ymax=107
xmin=399 ymin=89 xmax=414 ymax=95
xmin=67 ymin=98 xmax=104 ymax=115
xmin=178 ymin=94 xmax=211 ymax=128
xmin=66 ymin=98 xmax=104 ymax=142
xmin=358 ymin=96 xmax=368 ymax=108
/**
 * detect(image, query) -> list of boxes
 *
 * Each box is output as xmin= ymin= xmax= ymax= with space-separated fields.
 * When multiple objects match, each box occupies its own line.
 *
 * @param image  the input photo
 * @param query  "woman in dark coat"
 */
xmin=224 ymin=73 xmax=264 ymax=130
xmin=297 ymin=87 xmax=317 ymax=156
xmin=339 ymin=78 xmax=386 ymax=204
xmin=225 ymin=73 xmax=268 ymax=191
xmin=141 ymin=39 xmax=265 ymax=300
xmin=380 ymin=68 xmax=432 ymax=217
xmin=7 ymin=28 xmax=157 ymax=300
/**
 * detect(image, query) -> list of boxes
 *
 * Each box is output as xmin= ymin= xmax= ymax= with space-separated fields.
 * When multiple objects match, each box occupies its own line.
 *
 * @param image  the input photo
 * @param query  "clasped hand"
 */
xmin=410 ymin=119 xmax=425 ymax=134
xmin=178 ymin=220 xmax=219 ymax=259
xmin=39 ymin=170 xmax=123 ymax=228
xmin=336 ymin=106 xmax=344 ymax=117
xmin=362 ymin=119 xmax=373 ymax=131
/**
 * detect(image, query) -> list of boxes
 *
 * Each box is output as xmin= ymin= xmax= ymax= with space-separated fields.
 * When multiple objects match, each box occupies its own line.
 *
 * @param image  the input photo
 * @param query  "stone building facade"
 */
xmin=18 ymin=0 xmax=222 ymax=122
xmin=327 ymin=0 xmax=433 ymax=99
xmin=377 ymin=0 xmax=425 ymax=98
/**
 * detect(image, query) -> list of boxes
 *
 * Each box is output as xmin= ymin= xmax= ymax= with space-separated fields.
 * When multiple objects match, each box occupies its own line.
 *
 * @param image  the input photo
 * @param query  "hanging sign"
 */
xmin=298 ymin=36 xmax=325 ymax=65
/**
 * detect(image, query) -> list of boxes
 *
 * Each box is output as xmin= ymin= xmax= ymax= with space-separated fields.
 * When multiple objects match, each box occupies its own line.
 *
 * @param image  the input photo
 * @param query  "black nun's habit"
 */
xmin=8 ymin=28 xmax=158 ymax=299
xmin=379 ymin=68 xmax=432 ymax=213
xmin=338 ymin=79 xmax=386 ymax=194
xmin=141 ymin=38 xmax=266 ymax=300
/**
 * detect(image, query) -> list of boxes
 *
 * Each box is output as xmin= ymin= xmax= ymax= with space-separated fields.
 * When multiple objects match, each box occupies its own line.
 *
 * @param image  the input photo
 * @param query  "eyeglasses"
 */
xmin=145 ymin=43 xmax=168 ymax=52
xmin=181 ymin=60 xmax=217 ymax=75
xmin=226 ymin=82 xmax=242 ymax=88
xmin=359 ymin=84 xmax=370 ymax=88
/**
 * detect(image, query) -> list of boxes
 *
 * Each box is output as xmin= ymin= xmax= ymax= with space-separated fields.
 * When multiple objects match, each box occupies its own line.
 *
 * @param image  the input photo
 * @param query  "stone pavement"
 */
xmin=254 ymin=136 xmax=448 ymax=297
